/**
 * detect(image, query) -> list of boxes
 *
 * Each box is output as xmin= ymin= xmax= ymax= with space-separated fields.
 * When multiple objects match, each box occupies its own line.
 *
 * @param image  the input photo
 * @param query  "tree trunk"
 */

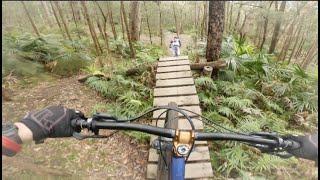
xmin=228 ymin=2 xmax=233 ymax=33
xmin=121 ymin=1 xmax=136 ymax=58
xmin=70 ymin=2 xmax=81 ymax=39
xmin=295 ymin=37 xmax=306 ymax=59
xmin=259 ymin=2 xmax=273 ymax=50
xmin=21 ymin=1 xmax=40 ymax=37
xmin=129 ymin=1 xmax=141 ymax=42
xmin=95 ymin=2 xmax=107 ymax=37
xmin=54 ymin=2 xmax=72 ymax=41
xmin=268 ymin=1 xmax=286 ymax=54
xmin=200 ymin=2 xmax=208 ymax=40
xmin=107 ymin=2 xmax=117 ymax=40
xmin=143 ymin=2 xmax=152 ymax=44
xmin=206 ymin=1 xmax=225 ymax=76
xmin=239 ymin=13 xmax=247 ymax=38
xmin=279 ymin=20 xmax=297 ymax=61
xmin=81 ymin=1 xmax=103 ymax=55
xmin=40 ymin=1 xmax=53 ymax=27
xmin=233 ymin=4 xmax=242 ymax=32
xmin=120 ymin=6 xmax=126 ymax=40
xmin=172 ymin=3 xmax=179 ymax=37
xmin=50 ymin=1 xmax=66 ymax=39
xmin=301 ymin=39 xmax=317 ymax=69
xmin=288 ymin=26 xmax=302 ymax=63
xmin=158 ymin=2 xmax=163 ymax=46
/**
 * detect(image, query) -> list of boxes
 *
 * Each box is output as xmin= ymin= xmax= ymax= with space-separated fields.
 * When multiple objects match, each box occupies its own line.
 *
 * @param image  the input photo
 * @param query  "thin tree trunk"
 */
xmin=107 ymin=2 xmax=118 ymax=40
xmin=129 ymin=1 xmax=141 ymax=42
xmin=120 ymin=6 xmax=126 ymax=40
xmin=295 ymin=37 xmax=306 ymax=59
xmin=279 ymin=21 xmax=297 ymax=61
xmin=233 ymin=4 xmax=242 ymax=32
xmin=40 ymin=1 xmax=53 ymax=27
xmin=121 ymin=1 xmax=136 ymax=59
xmin=301 ymin=39 xmax=317 ymax=69
xmin=200 ymin=2 xmax=208 ymax=40
xmin=239 ymin=13 xmax=248 ymax=37
xmin=81 ymin=1 xmax=103 ymax=55
xmin=224 ymin=1 xmax=229 ymax=34
xmin=172 ymin=3 xmax=179 ymax=37
xmin=259 ymin=2 xmax=273 ymax=50
xmin=268 ymin=1 xmax=286 ymax=54
xmin=95 ymin=1 xmax=109 ymax=48
xmin=228 ymin=2 xmax=233 ymax=33
xmin=50 ymin=1 xmax=66 ymax=38
xmin=70 ymin=2 xmax=81 ymax=39
xmin=21 ymin=1 xmax=40 ymax=37
xmin=143 ymin=2 xmax=152 ymax=44
xmin=158 ymin=2 xmax=163 ymax=46
xmin=288 ymin=26 xmax=302 ymax=63
xmin=206 ymin=1 xmax=225 ymax=62
xmin=54 ymin=2 xmax=72 ymax=41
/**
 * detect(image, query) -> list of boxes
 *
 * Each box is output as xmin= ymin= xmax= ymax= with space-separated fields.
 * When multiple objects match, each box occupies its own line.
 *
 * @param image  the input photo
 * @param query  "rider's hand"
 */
xmin=20 ymin=106 xmax=84 ymax=141
xmin=284 ymin=133 xmax=318 ymax=164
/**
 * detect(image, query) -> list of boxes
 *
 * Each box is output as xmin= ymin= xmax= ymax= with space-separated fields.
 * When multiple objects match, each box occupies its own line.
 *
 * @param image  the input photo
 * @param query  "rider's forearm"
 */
xmin=14 ymin=122 xmax=34 ymax=143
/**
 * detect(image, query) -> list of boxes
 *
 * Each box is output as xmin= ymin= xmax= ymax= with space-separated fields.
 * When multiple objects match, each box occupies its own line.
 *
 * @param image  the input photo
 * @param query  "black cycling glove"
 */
xmin=284 ymin=133 xmax=318 ymax=165
xmin=20 ymin=106 xmax=84 ymax=141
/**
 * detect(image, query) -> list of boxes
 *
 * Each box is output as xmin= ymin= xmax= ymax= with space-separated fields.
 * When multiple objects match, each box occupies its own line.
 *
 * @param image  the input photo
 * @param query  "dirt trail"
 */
xmin=2 ymin=76 xmax=148 ymax=179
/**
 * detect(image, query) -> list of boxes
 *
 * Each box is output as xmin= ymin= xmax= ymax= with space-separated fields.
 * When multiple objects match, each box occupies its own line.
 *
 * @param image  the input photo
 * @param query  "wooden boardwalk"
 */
xmin=147 ymin=56 xmax=214 ymax=179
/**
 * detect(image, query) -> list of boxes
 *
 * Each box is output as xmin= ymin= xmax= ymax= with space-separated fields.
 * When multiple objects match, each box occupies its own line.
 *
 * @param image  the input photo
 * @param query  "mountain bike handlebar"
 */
xmin=71 ymin=117 xmax=300 ymax=151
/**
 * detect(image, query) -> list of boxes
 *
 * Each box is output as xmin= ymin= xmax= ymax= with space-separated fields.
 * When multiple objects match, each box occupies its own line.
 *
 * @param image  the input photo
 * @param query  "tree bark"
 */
xmin=69 ymin=2 xmax=81 ymax=39
xmin=121 ymin=1 xmax=136 ymax=58
xmin=54 ymin=2 xmax=72 ymax=41
xmin=301 ymin=39 xmax=317 ymax=69
xmin=120 ymin=6 xmax=126 ymax=40
xmin=268 ymin=1 xmax=286 ymax=54
xmin=172 ymin=3 xmax=179 ymax=37
xmin=40 ymin=1 xmax=53 ymax=27
xmin=228 ymin=2 xmax=233 ymax=33
xmin=50 ymin=1 xmax=66 ymax=39
xmin=107 ymin=2 xmax=118 ymax=40
xmin=206 ymin=1 xmax=225 ymax=63
xmin=129 ymin=1 xmax=141 ymax=42
xmin=233 ymin=3 xmax=242 ymax=32
xmin=279 ymin=20 xmax=296 ymax=61
xmin=21 ymin=1 xmax=40 ymax=37
xmin=295 ymin=37 xmax=306 ymax=59
xmin=81 ymin=1 xmax=103 ymax=55
xmin=158 ymin=2 xmax=163 ymax=46
xmin=200 ymin=2 xmax=208 ymax=40
xmin=259 ymin=2 xmax=273 ymax=50
xmin=143 ymin=2 xmax=152 ymax=44
xmin=288 ymin=26 xmax=302 ymax=63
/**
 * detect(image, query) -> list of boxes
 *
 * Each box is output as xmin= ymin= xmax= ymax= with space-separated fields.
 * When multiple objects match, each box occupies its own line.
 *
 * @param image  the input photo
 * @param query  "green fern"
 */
xmin=195 ymin=77 xmax=217 ymax=91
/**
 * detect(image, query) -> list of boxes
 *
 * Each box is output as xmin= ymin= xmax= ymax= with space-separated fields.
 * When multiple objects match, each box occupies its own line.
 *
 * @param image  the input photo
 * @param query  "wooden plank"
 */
xmin=153 ymin=95 xmax=200 ymax=106
xmin=159 ymin=56 xmax=189 ymax=61
xmin=148 ymin=146 xmax=210 ymax=162
xmin=153 ymin=106 xmax=201 ymax=119
xmin=178 ymin=118 xmax=204 ymax=130
xmin=147 ymin=162 xmax=213 ymax=179
xmin=157 ymin=65 xmax=190 ymax=73
xmin=151 ymin=118 xmax=203 ymax=130
xmin=157 ymin=60 xmax=190 ymax=67
xmin=156 ymin=78 xmax=194 ymax=87
xmin=154 ymin=86 xmax=196 ymax=97
xmin=156 ymin=71 xmax=192 ymax=80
